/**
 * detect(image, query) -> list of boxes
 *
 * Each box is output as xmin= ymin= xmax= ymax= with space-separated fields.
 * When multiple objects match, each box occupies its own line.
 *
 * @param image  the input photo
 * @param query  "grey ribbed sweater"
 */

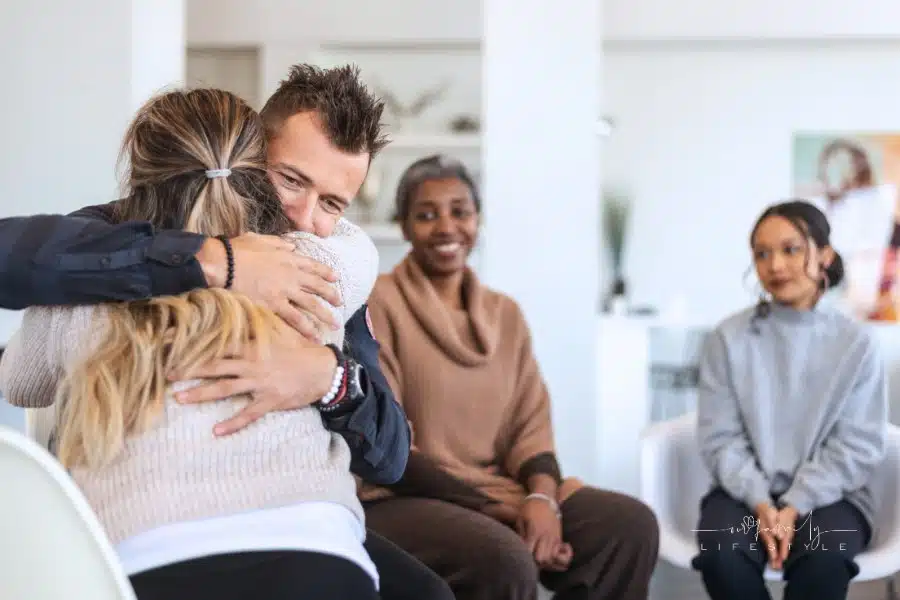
xmin=0 ymin=218 xmax=379 ymax=545
xmin=697 ymin=302 xmax=888 ymax=528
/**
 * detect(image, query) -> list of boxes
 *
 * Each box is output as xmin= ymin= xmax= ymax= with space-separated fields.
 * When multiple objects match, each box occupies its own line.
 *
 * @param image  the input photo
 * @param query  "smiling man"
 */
xmin=0 ymin=64 xmax=451 ymax=600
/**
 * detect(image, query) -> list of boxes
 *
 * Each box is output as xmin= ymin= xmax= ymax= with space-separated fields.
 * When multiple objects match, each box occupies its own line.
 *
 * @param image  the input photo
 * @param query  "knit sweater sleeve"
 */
xmin=367 ymin=283 xmax=497 ymax=508
xmin=282 ymin=218 xmax=379 ymax=334
xmin=364 ymin=297 xmax=405 ymax=414
xmin=697 ymin=329 xmax=772 ymax=510
xmin=779 ymin=333 xmax=887 ymax=514
xmin=1 ymin=307 xmax=63 ymax=408
xmin=500 ymin=303 xmax=557 ymax=483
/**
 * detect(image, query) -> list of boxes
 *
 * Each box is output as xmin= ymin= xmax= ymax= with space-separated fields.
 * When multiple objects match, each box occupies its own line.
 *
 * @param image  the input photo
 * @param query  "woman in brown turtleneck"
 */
xmin=360 ymin=155 xmax=659 ymax=600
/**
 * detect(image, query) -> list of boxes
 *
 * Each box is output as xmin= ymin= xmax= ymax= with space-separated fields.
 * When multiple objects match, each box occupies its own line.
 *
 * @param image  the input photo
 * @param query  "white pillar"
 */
xmin=132 ymin=0 xmax=186 ymax=110
xmin=482 ymin=1 xmax=602 ymax=482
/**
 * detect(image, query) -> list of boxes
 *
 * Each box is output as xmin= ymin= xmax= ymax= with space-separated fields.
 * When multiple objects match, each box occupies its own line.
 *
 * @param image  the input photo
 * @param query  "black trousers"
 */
xmin=366 ymin=529 xmax=454 ymax=600
xmin=691 ymin=488 xmax=872 ymax=600
xmin=128 ymin=530 xmax=452 ymax=600
xmin=129 ymin=550 xmax=377 ymax=600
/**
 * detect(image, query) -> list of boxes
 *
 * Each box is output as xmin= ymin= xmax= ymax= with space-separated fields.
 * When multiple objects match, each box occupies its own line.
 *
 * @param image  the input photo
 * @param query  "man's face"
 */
xmin=266 ymin=111 xmax=370 ymax=237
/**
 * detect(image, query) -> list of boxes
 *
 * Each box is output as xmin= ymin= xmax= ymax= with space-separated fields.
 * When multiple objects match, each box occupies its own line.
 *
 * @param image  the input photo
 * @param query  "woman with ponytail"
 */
xmin=0 ymin=88 xmax=381 ymax=600
xmin=691 ymin=200 xmax=887 ymax=600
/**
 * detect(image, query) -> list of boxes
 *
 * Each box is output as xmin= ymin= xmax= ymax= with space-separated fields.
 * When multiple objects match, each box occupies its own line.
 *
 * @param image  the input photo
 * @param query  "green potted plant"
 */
xmin=602 ymin=190 xmax=631 ymax=314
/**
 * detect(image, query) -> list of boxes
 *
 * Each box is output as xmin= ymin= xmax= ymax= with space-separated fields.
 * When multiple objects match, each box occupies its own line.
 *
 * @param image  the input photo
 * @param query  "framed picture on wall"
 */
xmin=792 ymin=132 xmax=900 ymax=322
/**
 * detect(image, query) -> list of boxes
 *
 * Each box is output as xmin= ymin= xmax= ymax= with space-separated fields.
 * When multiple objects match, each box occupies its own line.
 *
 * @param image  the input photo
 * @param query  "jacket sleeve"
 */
xmin=697 ymin=329 xmax=772 ymax=510
xmin=318 ymin=304 xmax=411 ymax=485
xmin=0 ymin=204 xmax=206 ymax=309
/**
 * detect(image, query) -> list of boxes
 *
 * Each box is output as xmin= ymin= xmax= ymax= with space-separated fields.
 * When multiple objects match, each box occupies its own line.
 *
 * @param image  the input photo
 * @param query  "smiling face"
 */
xmin=751 ymin=214 xmax=834 ymax=309
xmin=266 ymin=111 xmax=370 ymax=237
xmin=402 ymin=177 xmax=479 ymax=277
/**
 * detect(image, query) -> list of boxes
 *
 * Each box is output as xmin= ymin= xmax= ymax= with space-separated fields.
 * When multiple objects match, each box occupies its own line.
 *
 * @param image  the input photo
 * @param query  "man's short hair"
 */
xmin=260 ymin=64 xmax=389 ymax=158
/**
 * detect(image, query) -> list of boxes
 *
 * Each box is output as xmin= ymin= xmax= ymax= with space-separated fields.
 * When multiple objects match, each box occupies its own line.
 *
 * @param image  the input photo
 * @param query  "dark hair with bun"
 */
xmin=750 ymin=199 xmax=844 ymax=289
xmin=748 ymin=200 xmax=844 ymax=330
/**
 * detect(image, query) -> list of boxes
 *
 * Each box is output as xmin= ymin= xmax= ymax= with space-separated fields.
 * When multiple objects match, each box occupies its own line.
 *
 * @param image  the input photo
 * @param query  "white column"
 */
xmin=482 ymin=2 xmax=602 ymax=482
xmin=132 ymin=0 xmax=186 ymax=110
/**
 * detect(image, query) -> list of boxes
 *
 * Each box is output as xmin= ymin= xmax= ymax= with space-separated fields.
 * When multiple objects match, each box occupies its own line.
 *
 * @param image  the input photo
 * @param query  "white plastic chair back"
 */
xmin=0 ymin=425 xmax=136 ymax=600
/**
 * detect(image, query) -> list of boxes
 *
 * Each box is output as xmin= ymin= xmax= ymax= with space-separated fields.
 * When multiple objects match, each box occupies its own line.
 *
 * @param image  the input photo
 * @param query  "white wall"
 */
xmin=0 ymin=2 xmax=132 ymax=214
xmin=0 ymin=1 xmax=134 ymax=349
xmin=132 ymin=0 xmax=185 ymax=110
xmin=604 ymin=40 xmax=900 ymax=323
xmin=187 ymin=0 xmax=900 ymax=45
xmin=187 ymin=0 xmax=481 ymax=45
xmin=605 ymin=0 xmax=900 ymax=40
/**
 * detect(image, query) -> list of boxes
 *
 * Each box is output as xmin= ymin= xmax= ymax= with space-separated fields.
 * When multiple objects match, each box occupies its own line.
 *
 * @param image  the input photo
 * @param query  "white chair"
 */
xmin=640 ymin=411 xmax=900 ymax=595
xmin=0 ymin=425 xmax=136 ymax=600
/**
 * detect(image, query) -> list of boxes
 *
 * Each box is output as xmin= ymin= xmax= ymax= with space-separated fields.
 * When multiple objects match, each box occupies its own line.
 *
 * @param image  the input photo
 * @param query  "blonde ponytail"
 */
xmin=56 ymin=289 xmax=282 ymax=469
xmin=114 ymin=88 xmax=291 ymax=238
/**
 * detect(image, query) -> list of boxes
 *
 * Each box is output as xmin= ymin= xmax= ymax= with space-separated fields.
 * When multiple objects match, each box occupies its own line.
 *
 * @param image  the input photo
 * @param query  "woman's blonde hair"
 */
xmin=56 ymin=289 xmax=282 ymax=469
xmin=56 ymin=88 xmax=291 ymax=469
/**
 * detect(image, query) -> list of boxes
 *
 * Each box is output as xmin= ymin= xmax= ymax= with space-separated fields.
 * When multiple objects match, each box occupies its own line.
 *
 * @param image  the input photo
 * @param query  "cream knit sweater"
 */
xmin=0 ymin=218 xmax=379 ymax=546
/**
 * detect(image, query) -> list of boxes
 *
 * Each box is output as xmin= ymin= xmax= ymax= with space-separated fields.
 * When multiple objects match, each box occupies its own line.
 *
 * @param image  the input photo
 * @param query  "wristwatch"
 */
xmin=342 ymin=359 xmax=368 ymax=403
xmin=316 ymin=349 xmax=369 ymax=414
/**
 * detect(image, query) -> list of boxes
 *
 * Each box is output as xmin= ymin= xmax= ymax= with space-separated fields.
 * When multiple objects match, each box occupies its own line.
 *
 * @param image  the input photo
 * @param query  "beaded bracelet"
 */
xmin=524 ymin=492 xmax=562 ymax=519
xmin=215 ymin=235 xmax=235 ymax=290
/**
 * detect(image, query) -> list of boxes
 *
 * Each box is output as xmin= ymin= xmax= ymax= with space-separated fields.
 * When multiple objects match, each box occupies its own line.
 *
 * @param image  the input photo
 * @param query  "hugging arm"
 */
xmin=1 ymin=305 xmax=98 ymax=411
xmin=0 ymin=307 xmax=61 ymax=408
xmin=319 ymin=304 xmax=412 ymax=485
xmin=0 ymin=204 xmax=205 ymax=309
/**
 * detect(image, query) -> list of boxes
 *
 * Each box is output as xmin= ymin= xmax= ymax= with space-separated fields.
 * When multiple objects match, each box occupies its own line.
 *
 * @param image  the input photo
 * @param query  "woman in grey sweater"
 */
xmin=692 ymin=200 xmax=887 ymax=600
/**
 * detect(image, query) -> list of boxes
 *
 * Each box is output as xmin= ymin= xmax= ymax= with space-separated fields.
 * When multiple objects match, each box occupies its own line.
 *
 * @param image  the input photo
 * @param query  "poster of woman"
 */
xmin=792 ymin=134 xmax=900 ymax=321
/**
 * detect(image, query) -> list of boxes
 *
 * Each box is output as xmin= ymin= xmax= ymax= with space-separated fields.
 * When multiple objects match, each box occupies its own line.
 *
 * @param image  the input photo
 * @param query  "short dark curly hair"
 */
xmin=260 ymin=64 xmax=389 ymax=159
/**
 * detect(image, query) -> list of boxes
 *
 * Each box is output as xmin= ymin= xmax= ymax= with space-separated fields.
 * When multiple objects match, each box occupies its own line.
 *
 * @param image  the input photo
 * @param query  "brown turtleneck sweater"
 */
xmin=360 ymin=255 xmax=558 ymax=509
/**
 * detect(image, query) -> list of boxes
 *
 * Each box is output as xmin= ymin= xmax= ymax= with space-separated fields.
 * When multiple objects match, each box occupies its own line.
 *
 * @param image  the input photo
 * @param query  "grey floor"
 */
xmin=649 ymin=560 xmax=897 ymax=600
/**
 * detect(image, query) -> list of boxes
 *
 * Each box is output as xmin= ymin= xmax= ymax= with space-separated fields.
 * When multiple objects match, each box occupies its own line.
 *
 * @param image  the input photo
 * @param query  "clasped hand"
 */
xmin=755 ymin=503 xmax=799 ymax=570
xmin=517 ymin=497 xmax=572 ymax=572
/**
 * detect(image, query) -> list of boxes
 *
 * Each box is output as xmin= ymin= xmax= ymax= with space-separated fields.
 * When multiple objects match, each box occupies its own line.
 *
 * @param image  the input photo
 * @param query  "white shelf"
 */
xmin=362 ymin=222 xmax=406 ymax=242
xmin=386 ymin=133 xmax=481 ymax=151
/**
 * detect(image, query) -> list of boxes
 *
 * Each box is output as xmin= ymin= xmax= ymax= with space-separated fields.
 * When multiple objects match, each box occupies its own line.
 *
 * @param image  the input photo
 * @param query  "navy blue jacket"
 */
xmin=0 ymin=206 xmax=410 ymax=484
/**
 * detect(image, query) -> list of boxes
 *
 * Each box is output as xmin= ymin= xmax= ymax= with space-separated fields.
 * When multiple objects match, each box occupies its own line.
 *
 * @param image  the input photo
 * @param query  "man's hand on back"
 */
xmin=196 ymin=232 xmax=342 ymax=342
xmin=170 ymin=319 xmax=338 ymax=436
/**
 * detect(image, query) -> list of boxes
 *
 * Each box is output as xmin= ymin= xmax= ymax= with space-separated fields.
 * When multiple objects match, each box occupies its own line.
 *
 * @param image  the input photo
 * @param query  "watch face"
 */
xmin=347 ymin=361 xmax=366 ymax=398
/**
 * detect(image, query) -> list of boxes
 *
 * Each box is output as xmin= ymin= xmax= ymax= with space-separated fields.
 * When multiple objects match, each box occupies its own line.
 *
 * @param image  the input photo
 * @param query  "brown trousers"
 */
xmin=364 ymin=487 xmax=659 ymax=600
